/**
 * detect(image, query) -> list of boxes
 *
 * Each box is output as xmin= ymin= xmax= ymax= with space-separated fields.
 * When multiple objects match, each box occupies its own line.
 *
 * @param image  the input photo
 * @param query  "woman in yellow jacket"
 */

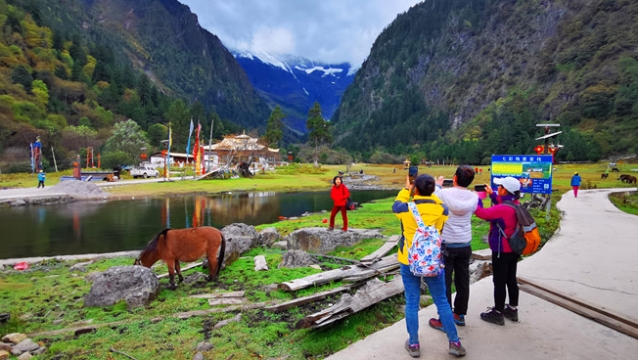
xmin=393 ymin=174 xmax=466 ymax=358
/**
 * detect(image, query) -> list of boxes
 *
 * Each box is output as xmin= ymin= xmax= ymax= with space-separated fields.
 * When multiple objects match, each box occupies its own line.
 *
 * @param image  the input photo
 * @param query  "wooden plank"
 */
xmin=279 ymin=254 xmax=398 ymax=292
xmin=361 ymin=235 xmax=400 ymax=262
xmin=518 ymin=278 xmax=638 ymax=340
xmin=157 ymin=262 xmax=203 ymax=279
xmin=208 ymin=298 xmax=245 ymax=306
xmin=297 ymin=277 xmax=404 ymax=329
xmin=188 ymin=291 xmax=245 ymax=299
xmin=264 ymin=286 xmax=354 ymax=312
xmin=174 ymin=302 xmax=268 ymax=320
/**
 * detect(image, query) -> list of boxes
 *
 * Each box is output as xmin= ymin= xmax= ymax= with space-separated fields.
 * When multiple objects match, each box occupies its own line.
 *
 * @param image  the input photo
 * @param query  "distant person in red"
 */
xmin=329 ymin=176 xmax=349 ymax=232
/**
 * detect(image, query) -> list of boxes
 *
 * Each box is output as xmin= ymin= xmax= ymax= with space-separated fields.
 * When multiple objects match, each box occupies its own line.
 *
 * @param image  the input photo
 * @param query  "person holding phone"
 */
xmin=429 ymin=165 xmax=478 ymax=331
xmin=393 ymin=174 xmax=466 ymax=358
xmin=328 ymin=176 xmax=349 ymax=232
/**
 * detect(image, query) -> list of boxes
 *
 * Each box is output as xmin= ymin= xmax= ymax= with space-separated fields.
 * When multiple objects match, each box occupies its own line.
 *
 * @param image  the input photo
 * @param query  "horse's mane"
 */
xmin=140 ymin=228 xmax=171 ymax=258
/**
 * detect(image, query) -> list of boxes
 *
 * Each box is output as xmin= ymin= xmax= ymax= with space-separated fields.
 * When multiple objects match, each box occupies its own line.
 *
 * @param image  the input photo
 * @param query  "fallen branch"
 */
xmin=109 ymin=347 xmax=138 ymax=360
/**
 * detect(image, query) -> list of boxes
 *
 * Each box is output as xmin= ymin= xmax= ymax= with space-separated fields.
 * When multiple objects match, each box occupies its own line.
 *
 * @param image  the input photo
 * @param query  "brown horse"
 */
xmin=134 ymin=227 xmax=226 ymax=289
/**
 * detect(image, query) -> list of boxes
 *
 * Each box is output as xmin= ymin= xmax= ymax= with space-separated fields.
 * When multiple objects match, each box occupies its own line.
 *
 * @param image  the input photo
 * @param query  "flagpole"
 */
xmin=167 ymin=123 xmax=172 ymax=181
xmin=208 ymin=116 xmax=214 ymax=173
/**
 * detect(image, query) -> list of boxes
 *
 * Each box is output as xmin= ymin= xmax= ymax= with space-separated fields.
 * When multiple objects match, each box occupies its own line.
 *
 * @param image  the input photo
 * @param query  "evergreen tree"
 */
xmin=264 ymin=106 xmax=285 ymax=147
xmin=164 ymin=99 xmax=190 ymax=149
xmin=11 ymin=65 xmax=34 ymax=92
xmin=306 ymin=102 xmax=332 ymax=166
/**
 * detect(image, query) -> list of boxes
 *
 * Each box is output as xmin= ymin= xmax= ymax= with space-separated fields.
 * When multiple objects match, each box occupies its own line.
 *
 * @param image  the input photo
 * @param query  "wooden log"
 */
xmin=188 ymin=291 xmax=245 ymax=299
xmin=297 ymin=277 xmax=404 ymax=329
xmin=361 ymin=235 xmax=400 ymax=261
xmin=518 ymin=277 xmax=638 ymax=340
xmin=264 ymin=285 xmax=354 ymax=312
xmin=279 ymin=254 xmax=398 ymax=292
xmin=254 ymin=255 xmax=269 ymax=271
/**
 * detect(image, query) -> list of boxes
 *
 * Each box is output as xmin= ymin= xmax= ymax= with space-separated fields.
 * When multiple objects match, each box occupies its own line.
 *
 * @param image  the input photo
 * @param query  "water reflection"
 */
xmin=0 ymin=190 xmax=396 ymax=259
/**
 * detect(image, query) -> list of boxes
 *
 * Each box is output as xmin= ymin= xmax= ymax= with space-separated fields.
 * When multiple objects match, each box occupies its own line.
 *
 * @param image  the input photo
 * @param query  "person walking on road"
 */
xmin=474 ymin=177 xmax=521 ymax=326
xmin=393 ymin=174 xmax=466 ymax=358
xmin=328 ymin=176 xmax=349 ymax=232
xmin=37 ymin=170 xmax=46 ymax=188
xmin=429 ymin=166 xmax=478 ymax=331
xmin=571 ymin=172 xmax=582 ymax=198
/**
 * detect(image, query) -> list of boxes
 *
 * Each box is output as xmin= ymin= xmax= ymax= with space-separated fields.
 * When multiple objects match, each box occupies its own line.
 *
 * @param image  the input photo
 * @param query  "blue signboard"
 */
xmin=491 ymin=155 xmax=553 ymax=194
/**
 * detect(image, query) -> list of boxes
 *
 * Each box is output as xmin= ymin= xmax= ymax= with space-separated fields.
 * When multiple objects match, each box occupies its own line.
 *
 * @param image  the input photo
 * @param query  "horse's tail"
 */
xmin=216 ymin=233 xmax=226 ymax=277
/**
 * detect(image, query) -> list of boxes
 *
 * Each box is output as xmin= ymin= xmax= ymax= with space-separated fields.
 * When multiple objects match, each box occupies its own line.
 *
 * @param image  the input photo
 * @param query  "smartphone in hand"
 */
xmin=442 ymin=179 xmax=453 ymax=187
xmin=408 ymin=166 xmax=418 ymax=184
xmin=474 ymin=184 xmax=486 ymax=192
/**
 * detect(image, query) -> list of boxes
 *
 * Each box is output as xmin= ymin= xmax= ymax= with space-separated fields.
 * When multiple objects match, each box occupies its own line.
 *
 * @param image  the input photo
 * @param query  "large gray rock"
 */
xmin=285 ymin=228 xmax=385 ymax=254
xmin=278 ymin=250 xmax=317 ymax=269
xmin=259 ymin=227 xmax=280 ymax=247
xmin=221 ymin=223 xmax=260 ymax=267
xmin=83 ymin=266 xmax=159 ymax=309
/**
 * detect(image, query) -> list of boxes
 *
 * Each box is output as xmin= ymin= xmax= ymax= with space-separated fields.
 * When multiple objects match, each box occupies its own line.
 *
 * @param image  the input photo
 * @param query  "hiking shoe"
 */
xmin=454 ymin=313 xmax=466 ymax=326
xmin=327 ymin=227 xmax=334 ymax=231
xmin=428 ymin=318 xmax=445 ymax=332
xmin=504 ymin=305 xmax=519 ymax=322
xmin=404 ymin=340 xmax=421 ymax=358
xmin=448 ymin=341 xmax=466 ymax=357
xmin=480 ymin=307 xmax=504 ymax=325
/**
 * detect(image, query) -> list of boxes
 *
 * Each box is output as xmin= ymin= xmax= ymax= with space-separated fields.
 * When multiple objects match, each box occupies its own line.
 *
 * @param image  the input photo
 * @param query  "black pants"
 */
xmin=443 ymin=245 xmax=472 ymax=315
xmin=37 ymin=181 xmax=45 ymax=188
xmin=491 ymin=251 xmax=520 ymax=312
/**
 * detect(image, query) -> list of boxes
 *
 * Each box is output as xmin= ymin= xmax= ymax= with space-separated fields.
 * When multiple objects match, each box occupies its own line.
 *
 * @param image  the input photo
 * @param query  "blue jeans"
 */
xmin=401 ymin=264 xmax=459 ymax=345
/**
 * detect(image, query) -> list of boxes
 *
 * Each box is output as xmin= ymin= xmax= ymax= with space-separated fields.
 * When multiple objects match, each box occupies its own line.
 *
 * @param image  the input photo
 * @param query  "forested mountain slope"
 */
xmin=0 ymin=0 xmax=269 ymax=171
xmin=332 ymin=0 xmax=638 ymax=163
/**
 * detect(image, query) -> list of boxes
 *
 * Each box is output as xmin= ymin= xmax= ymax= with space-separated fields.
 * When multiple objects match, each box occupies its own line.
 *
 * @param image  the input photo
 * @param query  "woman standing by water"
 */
xmin=329 ymin=176 xmax=349 ymax=232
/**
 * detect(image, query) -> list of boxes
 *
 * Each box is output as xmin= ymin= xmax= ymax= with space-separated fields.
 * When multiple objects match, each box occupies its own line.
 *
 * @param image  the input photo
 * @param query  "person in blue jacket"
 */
xmin=37 ymin=170 xmax=46 ymax=188
xmin=571 ymin=172 xmax=582 ymax=198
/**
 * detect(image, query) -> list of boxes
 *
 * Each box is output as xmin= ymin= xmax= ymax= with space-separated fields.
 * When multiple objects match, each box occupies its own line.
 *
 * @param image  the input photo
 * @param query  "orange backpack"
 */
xmin=502 ymin=201 xmax=542 ymax=255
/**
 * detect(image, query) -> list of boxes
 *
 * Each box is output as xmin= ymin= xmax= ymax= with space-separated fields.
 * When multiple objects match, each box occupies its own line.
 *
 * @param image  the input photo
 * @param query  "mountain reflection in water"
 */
xmin=0 ymin=190 xmax=396 ymax=259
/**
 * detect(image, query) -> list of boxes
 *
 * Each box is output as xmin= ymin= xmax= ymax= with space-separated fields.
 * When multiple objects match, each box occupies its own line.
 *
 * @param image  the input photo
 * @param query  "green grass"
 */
xmin=609 ymin=191 xmax=638 ymax=215
xmin=0 ymin=163 xmax=568 ymax=359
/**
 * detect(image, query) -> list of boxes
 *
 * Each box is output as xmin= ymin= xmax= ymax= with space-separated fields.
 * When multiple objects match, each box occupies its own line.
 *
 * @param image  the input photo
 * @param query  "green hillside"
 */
xmin=0 ymin=0 xmax=268 ymax=171
xmin=332 ymin=0 xmax=638 ymax=163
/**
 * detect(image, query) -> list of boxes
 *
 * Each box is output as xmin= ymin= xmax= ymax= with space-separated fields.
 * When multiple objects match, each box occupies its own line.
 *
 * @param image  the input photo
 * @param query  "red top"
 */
xmin=330 ymin=184 xmax=350 ymax=206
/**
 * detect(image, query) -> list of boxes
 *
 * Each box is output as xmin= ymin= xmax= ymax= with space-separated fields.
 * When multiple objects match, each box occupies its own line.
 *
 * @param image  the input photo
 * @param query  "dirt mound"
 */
xmin=49 ymin=181 xmax=108 ymax=199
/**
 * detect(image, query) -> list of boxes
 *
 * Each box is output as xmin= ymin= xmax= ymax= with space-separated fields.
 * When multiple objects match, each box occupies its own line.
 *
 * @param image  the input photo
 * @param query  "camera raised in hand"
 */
xmin=474 ymin=184 xmax=486 ymax=192
xmin=408 ymin=166 xmax=418 ymax=184
xmin=442 ymin=179 xmax=453 ymax=187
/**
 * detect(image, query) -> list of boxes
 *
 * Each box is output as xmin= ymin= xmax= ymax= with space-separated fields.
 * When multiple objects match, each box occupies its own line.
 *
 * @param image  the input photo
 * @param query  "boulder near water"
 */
xmin=83 ymin=266 xmax=160 ymax=309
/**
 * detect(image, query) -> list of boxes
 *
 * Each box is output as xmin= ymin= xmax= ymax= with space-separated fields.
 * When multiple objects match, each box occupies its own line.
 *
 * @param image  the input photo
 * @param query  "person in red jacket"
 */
xmin=329 ymin=176 xmax=350 ymax=232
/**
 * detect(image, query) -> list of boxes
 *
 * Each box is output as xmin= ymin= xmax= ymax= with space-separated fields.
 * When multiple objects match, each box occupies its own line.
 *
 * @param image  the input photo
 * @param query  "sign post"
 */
xmin=491 ymin=154 xmax=554 ymax=219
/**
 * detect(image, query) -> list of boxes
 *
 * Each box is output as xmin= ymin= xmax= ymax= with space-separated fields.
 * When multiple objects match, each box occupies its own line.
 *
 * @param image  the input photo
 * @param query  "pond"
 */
xmin=0 ymin=190 xmax=397 ymax=259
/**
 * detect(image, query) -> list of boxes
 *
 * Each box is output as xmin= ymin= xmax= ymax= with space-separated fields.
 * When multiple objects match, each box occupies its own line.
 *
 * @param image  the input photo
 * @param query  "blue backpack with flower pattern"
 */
xmin=407 ymin=202 xmax=443 ymax=277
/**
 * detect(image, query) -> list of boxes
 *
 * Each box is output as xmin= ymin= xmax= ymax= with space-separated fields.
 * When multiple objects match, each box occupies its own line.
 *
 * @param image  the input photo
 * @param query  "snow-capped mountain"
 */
xmin=232 ymin=50 xmax=356 ymax=134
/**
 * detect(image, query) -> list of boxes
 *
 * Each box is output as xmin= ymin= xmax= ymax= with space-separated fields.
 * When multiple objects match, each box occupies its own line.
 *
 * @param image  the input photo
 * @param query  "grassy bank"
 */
xmin=609 ymin=191 xmax=638 ymax=215
xmin=0 ymin=189 xmax=565 ymax=360
xmin=3 ymin=162 xmax=636 ymax=197
xmin=0 ymin=162 xmax=598 ymax=358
